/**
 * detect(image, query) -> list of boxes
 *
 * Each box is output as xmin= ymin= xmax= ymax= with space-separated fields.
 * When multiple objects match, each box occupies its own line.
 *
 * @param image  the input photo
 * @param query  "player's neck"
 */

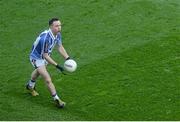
xmin=52 ymin=32 xmax=57 ymax=36
xmin=49 ymin=29 xmax=57 ymax=37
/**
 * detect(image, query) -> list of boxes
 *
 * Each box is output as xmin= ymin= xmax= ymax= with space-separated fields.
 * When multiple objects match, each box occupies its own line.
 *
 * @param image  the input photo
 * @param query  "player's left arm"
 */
xmin=58 ymin=44 xmax=70 ymax=60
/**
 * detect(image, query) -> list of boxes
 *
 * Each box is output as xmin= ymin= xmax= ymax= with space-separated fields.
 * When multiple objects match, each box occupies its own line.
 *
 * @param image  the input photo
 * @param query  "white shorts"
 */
xmin=30 ymin=58 xmax=48 ymax=68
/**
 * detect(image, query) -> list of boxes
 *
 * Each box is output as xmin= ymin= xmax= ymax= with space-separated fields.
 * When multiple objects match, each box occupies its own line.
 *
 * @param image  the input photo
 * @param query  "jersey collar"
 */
xmin=49 ymin=29 xmax=57 ymax=40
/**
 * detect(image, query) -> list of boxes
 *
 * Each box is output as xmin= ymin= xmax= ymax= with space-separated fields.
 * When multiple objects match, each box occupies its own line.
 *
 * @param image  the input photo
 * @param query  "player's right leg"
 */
xmin=37 ymin=65 xmax=65 ymax=108
xmin=26 ymin=69 xmax=40 ymax=96
xmin=26 ymin=58 xmax=42 ymax=96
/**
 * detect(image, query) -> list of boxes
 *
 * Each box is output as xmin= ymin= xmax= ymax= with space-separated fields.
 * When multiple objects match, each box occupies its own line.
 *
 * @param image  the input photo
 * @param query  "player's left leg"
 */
xmin=37 ymin=65 xmax=65 ymax=108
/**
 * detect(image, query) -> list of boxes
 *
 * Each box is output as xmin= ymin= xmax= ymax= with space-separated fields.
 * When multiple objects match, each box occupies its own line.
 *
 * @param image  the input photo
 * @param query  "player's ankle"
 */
xmin=28 ymin=80 xmax=36 ymax=88
xmin=52 ymin=93 xmax=60 ymax=100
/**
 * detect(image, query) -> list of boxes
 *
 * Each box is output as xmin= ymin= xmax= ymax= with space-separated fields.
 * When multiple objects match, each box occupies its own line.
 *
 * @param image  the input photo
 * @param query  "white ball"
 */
xmin=64 ymin=59 xmax=77 ymax=72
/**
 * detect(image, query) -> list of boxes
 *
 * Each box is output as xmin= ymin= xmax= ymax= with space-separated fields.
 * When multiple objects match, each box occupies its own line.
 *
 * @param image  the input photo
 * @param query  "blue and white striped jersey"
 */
xmin=30 ymin=29 xmax=62 ymax=60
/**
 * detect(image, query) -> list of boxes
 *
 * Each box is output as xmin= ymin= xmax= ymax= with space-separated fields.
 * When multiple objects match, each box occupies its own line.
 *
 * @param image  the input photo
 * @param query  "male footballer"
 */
xmin=26 ymin=18 xmax=70 ymax=108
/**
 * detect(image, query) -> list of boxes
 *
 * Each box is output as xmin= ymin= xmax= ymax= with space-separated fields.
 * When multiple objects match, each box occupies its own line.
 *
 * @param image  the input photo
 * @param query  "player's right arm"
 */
xmin=43 ymin=53 xmax=64 ymax=73
xmin=41 ymin=37 xmax=57 ymax=66
xmin=43 ymin=53 xmax=57 ymax=66
xmin=42 ymin=40 xmax=64 ymax=73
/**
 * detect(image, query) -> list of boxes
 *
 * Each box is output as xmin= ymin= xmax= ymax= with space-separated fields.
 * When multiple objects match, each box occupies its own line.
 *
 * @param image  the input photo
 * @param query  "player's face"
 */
xmin=51 ymin=20 xmax=61 ymax=34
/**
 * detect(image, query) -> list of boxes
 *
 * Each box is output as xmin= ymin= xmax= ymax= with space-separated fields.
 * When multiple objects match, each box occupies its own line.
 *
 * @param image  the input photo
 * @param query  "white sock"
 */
xmin=53 ymin=94 xmax=60 ymax=100
xmin=28 ymin=80 xmax=36 ymax=88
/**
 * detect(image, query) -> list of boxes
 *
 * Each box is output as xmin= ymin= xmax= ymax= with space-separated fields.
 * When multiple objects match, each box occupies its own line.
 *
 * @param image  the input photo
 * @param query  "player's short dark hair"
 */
xmin=49 ymin=18 xmax=59 ymax=26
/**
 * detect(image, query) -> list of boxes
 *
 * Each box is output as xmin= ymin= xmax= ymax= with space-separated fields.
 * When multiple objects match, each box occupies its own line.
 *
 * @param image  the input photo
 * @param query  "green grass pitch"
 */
xmin=0 ymin=0 xmax=179 ymax=120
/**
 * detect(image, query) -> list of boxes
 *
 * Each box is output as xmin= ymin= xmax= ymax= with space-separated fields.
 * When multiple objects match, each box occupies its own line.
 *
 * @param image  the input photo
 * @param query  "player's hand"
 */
xmin=56 ymin=64 xmax=66 ymax=75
